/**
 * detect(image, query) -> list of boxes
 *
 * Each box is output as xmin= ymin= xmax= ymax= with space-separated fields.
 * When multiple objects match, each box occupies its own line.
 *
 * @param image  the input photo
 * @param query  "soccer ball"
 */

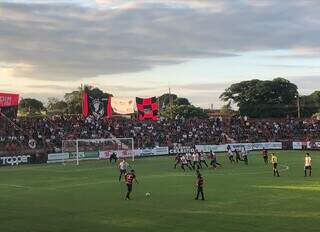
xmin=145 ymin=192 xmax=151 ymax=197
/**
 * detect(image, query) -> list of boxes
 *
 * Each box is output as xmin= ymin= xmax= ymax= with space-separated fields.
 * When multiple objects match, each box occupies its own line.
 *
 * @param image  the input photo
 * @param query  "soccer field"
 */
xmin=0 ymin=151 xmax=319 ymax=232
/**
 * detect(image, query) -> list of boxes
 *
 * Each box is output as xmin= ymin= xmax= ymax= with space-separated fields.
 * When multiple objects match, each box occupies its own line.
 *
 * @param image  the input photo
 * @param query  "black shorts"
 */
xmin=273 ymin=163 xmax=278 ymax=169
xmin=305 ymin=166 xmax=312 ymax=170
xmin=127 ymin=184 xmax=132 ymax=191
xmin=120 ymin=169 xmax=127 ymax=175
xmin=197 ymin=186 xmax=203 ymax=192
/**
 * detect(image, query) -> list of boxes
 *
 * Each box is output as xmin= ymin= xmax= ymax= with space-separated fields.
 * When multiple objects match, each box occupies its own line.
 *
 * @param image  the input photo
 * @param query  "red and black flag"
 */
xmin=136 ymin=97 xmax=159 ymax=121
xmin=0 ymin=93 xmax=19 ymax=118
xmin=82 ymin=92 xmax=112 ymax=119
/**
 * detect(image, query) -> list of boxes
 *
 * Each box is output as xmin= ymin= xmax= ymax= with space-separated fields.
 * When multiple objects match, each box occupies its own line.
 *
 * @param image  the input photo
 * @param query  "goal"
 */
xmin=61 ymin=138 xmax=135 ymax=165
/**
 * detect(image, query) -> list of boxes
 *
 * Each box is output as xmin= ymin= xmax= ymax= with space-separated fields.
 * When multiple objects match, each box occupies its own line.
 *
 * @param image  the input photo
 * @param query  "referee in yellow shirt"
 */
xmin=304 ymin=153 xmax=312 ymax=177
xmin=271 ymin=153 xmax=280 ymax=177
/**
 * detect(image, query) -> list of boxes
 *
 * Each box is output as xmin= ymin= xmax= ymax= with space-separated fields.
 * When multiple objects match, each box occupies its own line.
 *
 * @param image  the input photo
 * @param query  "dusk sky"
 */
xmin=0 ymin=0 xmax=320 ymax=108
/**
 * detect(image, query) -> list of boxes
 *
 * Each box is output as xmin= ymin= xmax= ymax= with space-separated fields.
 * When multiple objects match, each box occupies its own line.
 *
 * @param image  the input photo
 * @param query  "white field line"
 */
xmin=0 ymin=165 xmax=290 ymax=190
xmin=42 ymin=165 xmax=291 ymax=190
xmin=0 ymin=184 xmax=31 ymax=189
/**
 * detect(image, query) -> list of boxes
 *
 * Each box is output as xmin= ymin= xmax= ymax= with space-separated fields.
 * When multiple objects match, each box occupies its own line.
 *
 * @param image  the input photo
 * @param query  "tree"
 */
xmin=220 ymin=102 xmax=233 ymax=116
xmin=84 ymin=86 xmax=112 ymax=99
xmin=19 ymin=98 xmax=45 ymax=116
xmin=174 ymin=97 xmax=191 ymax=106
xmin=64 ymin=90 xmax=82 ymax=114
xmin=162 ymin=105 xmax=208 ymax=119
xmin=300 ymin=91 xmax=320 ymax=117
xmin=158 ymin=93 xmax=178 ymax=109
xmin=47 ymin=97 xmax=68 ymax=114
xmin=220 ymin=78 xmax=298 ymax=118
xmin=158 ymin=93 xmax=194 ymax=118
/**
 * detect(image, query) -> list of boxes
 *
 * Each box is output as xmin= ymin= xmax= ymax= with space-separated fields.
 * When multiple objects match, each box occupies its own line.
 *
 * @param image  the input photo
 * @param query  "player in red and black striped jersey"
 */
xmin=174 ymin=154 xmax=182 ymax=169
xmin=262 ymin=148 xmax=268 ymax=164
xmin=195 ymin=172 xmax=205 ymax=200
xmin=124 ymin=169 xmax=138 ymax=200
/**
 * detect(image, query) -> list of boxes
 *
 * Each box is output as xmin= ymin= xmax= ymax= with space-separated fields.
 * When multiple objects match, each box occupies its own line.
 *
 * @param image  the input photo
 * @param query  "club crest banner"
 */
xmin=82 ymin=92 xmax=112 ymax=118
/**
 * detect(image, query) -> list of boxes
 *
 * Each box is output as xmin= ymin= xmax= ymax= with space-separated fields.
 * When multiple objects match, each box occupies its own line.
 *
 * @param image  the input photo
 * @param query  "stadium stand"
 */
xmin=1 ymin=114 xmax=320 ymax=154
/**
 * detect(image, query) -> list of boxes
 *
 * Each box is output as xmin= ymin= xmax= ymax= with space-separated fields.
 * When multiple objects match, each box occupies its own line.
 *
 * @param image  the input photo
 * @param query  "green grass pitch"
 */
xmin=0 ymin=151 xmax=320 ymax=232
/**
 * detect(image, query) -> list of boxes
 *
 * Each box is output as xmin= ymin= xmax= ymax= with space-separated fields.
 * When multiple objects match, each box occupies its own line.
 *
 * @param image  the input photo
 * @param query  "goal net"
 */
xmin=61 ymin=138 xmax=135 ymax=165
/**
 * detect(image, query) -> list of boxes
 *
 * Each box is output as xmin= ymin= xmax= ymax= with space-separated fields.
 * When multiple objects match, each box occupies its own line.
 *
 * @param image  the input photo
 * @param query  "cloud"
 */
xmin=0 ymin=0 xmax=319 ymax=81
xmin=105 ymin=85 xmax=158 ymax=92
xmin=94 ymin=0 xmax=226 ymax=11
xmin=262 ymin=64 xmax=320 ymax=69
xmin=287 ymin=76 xmax=320 ymax=94
xmin=174 ymin=82 xmax=230 ymax=91
xmin=24 ymin=84 xmax=73 ymax=90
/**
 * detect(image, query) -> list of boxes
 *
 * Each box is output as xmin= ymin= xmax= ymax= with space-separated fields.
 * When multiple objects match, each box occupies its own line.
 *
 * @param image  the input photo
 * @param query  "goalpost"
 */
xmin=61 ymin=138 xmax=135 ymax=165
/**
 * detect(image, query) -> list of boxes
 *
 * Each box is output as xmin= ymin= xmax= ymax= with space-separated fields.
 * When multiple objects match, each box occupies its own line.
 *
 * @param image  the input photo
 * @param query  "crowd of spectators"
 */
xmin=227 ymin=116 xmax=320 ymax=143
xmin=0 ymin=114 xmax=319 ymax=154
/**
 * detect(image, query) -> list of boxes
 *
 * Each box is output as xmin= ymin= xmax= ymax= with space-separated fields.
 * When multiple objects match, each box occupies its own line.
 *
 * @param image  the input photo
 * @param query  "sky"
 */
xmin=0 ymin=0 xmax=320 ymax=108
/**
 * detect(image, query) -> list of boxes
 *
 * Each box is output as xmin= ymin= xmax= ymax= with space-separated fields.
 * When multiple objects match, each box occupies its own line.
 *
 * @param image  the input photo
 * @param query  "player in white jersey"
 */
xmin=180 ymin=155 xmax=192 ymax=171
xmin=209 ymin=151 xmax=221 ymax=169
xmin=241 ymin=146 xmax=249 ymax=165
xmin=227 ymin=145 xmax=235 ymax=163
xmin=304 ymin=153 xmax=312 ymax=177
xmin=192 ymin=152 xmax=200 ymax=170
xmin=186 ymin=152 xmax=192 ymax=166
xmin=118 ymin=159 xmax=129 ymax=182
xmin=199 ymin=152 xmax=208 ymax=168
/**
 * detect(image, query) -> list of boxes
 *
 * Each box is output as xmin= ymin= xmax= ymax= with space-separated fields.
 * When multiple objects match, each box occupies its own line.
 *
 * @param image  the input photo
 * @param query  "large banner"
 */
xmin=307 ymin=141 xmax=320 ymax=150
xmin=195 ymin=142 xmax=283 ymax=153
xmin=135 ymin=147 xmax=169 ymax=157
xmin=136 ymin=97 xmax=159 ymax=121
xmin=112 ymin=98 xmax=134 ymax=114
xmin=82 ymin=92 xmax=112 ymax=119
xmin=47 ymin=152 xmax=97 ymax=163
xmin=292 ymin=141 xmax=320 ymax=150
xmin=194 ymin=144 xmax=226 ymax=153
xmin=99 ymin=150 xmax=132 ymax=159
xmin=292 ymin=142 xmax=303 ymax=150
xmin=99 ymin=147 xmax=168 ymax=158
xmin=47 ymin=153 xmax=69 ymax=161
xmin=0 ymin=93 xmax=19 ymax=118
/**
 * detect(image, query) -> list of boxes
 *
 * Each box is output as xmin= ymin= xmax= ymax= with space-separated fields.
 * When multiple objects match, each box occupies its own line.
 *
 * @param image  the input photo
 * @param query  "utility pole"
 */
xmin=297 ymin=93 xmax=301 ymax=119
xmin=157 ymin=95 xmax=161 ymax=116
xmin=169 ymin=88 xmax=173 ymax=119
